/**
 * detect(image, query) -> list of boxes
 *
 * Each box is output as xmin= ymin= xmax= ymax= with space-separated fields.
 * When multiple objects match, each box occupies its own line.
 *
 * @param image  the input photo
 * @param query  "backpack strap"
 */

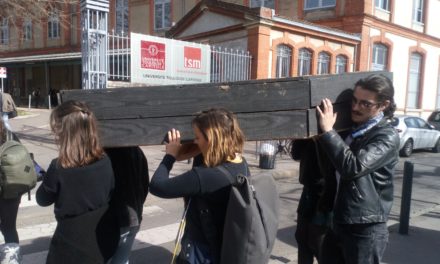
xmin=195 ymin=161 xmax=248 ymax=264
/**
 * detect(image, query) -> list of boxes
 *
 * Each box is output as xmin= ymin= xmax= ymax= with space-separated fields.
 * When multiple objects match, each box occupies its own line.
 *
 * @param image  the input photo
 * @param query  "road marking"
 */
xmin=20 ymin=194 xmax=38 ymax=208
xmin=5 ymin=205 xmax=168 ymax=244
xmin=132 ymin=222 xmax=179 ymax=250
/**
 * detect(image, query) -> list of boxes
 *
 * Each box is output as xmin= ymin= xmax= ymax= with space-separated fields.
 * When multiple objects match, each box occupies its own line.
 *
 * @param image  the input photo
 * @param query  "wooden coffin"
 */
xmin=60 ymin=71 xmax=392 ymax=146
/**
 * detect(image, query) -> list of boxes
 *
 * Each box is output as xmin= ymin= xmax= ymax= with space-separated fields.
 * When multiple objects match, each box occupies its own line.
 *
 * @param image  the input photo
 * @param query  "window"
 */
xmin=154 ymin=0 xmax=171 ymax=30
xmin=372 ymin=43 xmax=388 ymax=71
xmin=250 ymin=0 xmax=275 ymax=9
xmin=304 ymin=0 xmax=336 ymax=10
xmin=407 ymin=53 xmax=423 ymax=109
xmin=276 ymin=45 xmax=292 ymax=78
xmin=48 ymin=11 xmax=60 ymax=39
xmin=317 ymin=52 xmax=330 ymax=75
xmin=413 ymin=0 xmax=424 ymax=23
xmin=298 ymin=48 xmax=312 ymax=76
xmin=0 ymin=18 xmax=8 ymax=45
xmin=437 ymin=73 xmax=440 ymax=109
xmin=116 ymin=0 xmax=129 ymax=35
xmin=375 ymin=0 xmax=390 ymax=11
xmin=335 ymin=55 xmax=347 ymax=74
xmin=23 ymin=18 xmax=32 ymax=41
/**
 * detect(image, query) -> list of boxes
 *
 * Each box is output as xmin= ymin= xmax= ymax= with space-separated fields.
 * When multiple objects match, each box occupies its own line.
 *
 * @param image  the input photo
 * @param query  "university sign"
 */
xmin=131 ymin=33 xmax=211 ymax=85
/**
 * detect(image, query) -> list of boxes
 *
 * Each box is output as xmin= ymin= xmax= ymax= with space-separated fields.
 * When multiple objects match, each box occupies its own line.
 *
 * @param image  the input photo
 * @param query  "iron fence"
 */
xmin=210 ymin=46 xmax=252 ymax=83
xmin=108 ymin=30 xmax=130 ymax=81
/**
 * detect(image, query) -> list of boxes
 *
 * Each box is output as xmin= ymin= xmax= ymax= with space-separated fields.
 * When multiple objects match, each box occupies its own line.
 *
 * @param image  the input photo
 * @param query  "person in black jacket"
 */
xmin=291 ymin=136 xmax=337 ymax=264
xmin=316 ymin=74 xmax=399 ymax=264
xmin=150 ymin=108 xmax=247 ymax=264
xmin=105 ymin=146 xmax=149 ymax=264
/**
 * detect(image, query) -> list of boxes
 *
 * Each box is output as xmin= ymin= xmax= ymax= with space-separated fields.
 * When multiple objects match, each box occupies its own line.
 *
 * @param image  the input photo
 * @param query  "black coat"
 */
xmin=291 ymin=137 xmax=337 ymax=219
xmin=46 ymin=205 xmax=119 ymax=264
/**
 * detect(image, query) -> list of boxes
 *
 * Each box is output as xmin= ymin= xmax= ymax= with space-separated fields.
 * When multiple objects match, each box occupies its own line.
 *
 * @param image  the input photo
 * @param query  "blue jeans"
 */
xmin=321 ymin=222 xmax=389 ymax=264
xmin=108 ymin=226 xmax=139 ymax=264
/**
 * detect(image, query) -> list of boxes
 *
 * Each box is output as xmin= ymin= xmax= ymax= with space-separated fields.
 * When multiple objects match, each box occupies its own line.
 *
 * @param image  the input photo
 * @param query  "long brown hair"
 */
xmin=50 ymin=100 xmax=104 ymax=168
xmin=192 ymin=108 xmax=245 ymax=167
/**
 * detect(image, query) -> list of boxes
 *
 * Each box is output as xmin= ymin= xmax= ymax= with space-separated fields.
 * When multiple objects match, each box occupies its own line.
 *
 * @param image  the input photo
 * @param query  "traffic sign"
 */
xmin=0 ymin=67 xmax=6 ymax=78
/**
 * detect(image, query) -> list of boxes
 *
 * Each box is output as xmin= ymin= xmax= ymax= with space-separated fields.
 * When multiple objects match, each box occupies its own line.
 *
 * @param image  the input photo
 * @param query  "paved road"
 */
xmin=3 ymin=108 xmax=440 ymax=264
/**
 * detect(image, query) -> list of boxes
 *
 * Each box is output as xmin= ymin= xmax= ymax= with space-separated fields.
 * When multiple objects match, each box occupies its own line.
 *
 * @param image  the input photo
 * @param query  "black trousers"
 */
xmin=0 ymin=196 xmax=21 ymax=243
xmin=321 ymin=222 xmax=389 ymax=264
xmin=295 ymin=215 xmax=328 ymax=264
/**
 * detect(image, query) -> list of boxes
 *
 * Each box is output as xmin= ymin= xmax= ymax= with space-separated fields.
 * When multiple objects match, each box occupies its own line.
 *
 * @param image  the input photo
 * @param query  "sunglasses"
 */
xmin=351 ymin=97 xmax=381 ymax=109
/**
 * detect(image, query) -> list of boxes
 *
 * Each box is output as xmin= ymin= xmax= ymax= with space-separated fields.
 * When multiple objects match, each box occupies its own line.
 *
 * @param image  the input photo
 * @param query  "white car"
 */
xmin=391 ymin=115 xmax=440 ymax=157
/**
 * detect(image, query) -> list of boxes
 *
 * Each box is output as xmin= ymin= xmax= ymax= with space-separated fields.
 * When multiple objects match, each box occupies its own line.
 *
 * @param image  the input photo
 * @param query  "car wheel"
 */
xmin=400 ymin=139 xmax=413 ymax=157
xmin=432 ymin=138 xmax=440 ymax=153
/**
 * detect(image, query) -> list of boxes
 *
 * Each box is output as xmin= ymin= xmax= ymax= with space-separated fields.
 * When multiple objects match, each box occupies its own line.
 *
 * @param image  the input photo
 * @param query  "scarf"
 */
xmin=351 ymin=112 xmax=384 ymax=139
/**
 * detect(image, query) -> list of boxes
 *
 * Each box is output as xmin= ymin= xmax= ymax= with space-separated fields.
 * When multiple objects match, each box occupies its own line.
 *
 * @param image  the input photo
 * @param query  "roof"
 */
xmin=167 ymin=0 xmax=360 ymax=41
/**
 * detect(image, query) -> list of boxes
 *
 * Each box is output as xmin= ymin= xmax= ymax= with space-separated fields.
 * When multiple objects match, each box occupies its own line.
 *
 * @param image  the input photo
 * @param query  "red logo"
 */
xmin=141 ymin=41 xmax=165 ymax=70
xmin=184 ymin=47 xmax=201 ymax=69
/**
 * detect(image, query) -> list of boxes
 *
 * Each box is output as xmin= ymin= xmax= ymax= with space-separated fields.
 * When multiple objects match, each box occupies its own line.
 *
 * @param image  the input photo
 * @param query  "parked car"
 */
xmin=427 ymin=109 xmax=440 ymax=131
xmin=390 ymin=115 xmax=440 ymax=157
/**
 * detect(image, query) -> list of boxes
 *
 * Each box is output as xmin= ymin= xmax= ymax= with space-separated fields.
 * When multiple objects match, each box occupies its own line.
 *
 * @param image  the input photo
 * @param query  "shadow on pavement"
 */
xmin=130 ymin=244 xmax=173 ymax=264
xmin=382 ymin=221 xmax=440 ymax=264
xmin=14 ymin=131 xmax=55 ymax=145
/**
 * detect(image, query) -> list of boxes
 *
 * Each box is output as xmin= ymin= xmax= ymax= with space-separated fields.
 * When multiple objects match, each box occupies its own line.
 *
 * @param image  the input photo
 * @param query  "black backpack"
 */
xmin=198 ymin=162 xmax=280 ymax=264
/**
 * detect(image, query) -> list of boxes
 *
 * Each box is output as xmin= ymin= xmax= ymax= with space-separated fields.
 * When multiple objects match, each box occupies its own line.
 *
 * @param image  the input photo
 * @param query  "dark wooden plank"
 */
xmin=97 ymin=110 xmax=308 ymax=147
xmin=61 ymin=78 xmax=310 ymax=120
xmin=309 ymin=71 xmax=393 ymax=107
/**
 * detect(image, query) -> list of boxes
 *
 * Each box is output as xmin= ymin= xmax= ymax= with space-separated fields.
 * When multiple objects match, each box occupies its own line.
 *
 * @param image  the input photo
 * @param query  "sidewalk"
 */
xmin=11 ymin=107 xmax=440 ymax=264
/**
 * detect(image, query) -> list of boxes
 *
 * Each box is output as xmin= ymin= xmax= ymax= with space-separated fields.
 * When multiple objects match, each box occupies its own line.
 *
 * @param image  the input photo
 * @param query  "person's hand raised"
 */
xmin=316 ymin=98 xmax=337 ymax=133
xmin=165 ymin=129 xmax=181 ymax=158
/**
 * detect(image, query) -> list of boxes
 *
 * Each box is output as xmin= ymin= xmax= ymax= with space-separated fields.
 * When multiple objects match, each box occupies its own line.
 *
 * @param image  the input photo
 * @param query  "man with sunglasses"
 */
xmin=316 ymin=74 xmax=400 ymax=264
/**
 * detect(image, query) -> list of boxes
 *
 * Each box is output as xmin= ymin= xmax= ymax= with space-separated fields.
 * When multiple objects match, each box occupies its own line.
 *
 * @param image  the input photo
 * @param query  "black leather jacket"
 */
xmin=319 ymin=118 xmax=399 ymax=224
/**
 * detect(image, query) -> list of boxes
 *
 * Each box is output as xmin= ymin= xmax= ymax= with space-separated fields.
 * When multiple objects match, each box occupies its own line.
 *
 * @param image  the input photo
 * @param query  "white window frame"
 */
xmin=276 ymin=45 xmax=292 ymax=78
xmin=375 ymin=0 xmax=390 ymax=11
xmin=298 ymin=48 xmax=312 ymax=76
xmin=250 ymin=0 xmax=275 ymax=9
xmin=48 ymin=11 xmax=60 ymax=39
xmin=0 ymin=18 xmax=9 ymax=45
xmin=335 ymin=55 xmax=347 ymax=74
xmin=437 ymin=72 xmax=440 ymax=109
xmin=304 ymin=0 xmax=336 ymax=10
xmin=407 ymin=53 xmax=423 ymax=109
xmin=115 ymin=0 xmax=129 ymax=35
xmin=23 ymin=18 xmax=32 ymax=41
xmin=372 ymin=43 xmax=388 ymax=71
xmin=317 ymin=52 xmax=330 ymax=75
xmin=154 ymin=0 xmax=171 ymax=31
xmin=413 ymin=0 xmax=424 ymax=23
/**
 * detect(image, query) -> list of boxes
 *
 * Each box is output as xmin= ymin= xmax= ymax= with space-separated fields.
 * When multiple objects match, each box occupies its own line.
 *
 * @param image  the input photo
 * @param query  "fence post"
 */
xmin=28 ymin=95 xmax=31 ymax=110
xmin=399 ymin=161 xmax=414 ymax=235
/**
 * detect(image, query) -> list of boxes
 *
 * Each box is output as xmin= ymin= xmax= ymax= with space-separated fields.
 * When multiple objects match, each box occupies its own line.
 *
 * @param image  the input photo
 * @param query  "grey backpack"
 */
xmin=0 ymin=140 xmax=37 ymax=199
xmin=217 ymin=164 xmax=280 ymax=264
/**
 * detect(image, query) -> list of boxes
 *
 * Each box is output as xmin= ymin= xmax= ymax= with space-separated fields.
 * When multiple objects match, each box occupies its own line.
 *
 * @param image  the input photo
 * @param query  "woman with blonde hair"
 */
xmin=36 ymin=100 xmax=116 ymax=264
xmin=150 ymin=108 xmax=248 ymax=264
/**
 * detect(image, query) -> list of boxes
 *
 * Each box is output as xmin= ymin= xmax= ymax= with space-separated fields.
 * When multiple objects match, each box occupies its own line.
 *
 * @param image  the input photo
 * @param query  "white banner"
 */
xmin=131 ymin=33 xmax=211 ymax=85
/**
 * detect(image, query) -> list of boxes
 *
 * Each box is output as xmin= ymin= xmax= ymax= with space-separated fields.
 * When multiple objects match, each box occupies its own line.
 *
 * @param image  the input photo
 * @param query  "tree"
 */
xmin=0 ymin=0 xmax=78 ymax=28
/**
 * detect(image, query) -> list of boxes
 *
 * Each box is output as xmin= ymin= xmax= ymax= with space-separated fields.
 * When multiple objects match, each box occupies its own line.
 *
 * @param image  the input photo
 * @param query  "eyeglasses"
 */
xmin=351 ymin=97 xmax=381 ymax=109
